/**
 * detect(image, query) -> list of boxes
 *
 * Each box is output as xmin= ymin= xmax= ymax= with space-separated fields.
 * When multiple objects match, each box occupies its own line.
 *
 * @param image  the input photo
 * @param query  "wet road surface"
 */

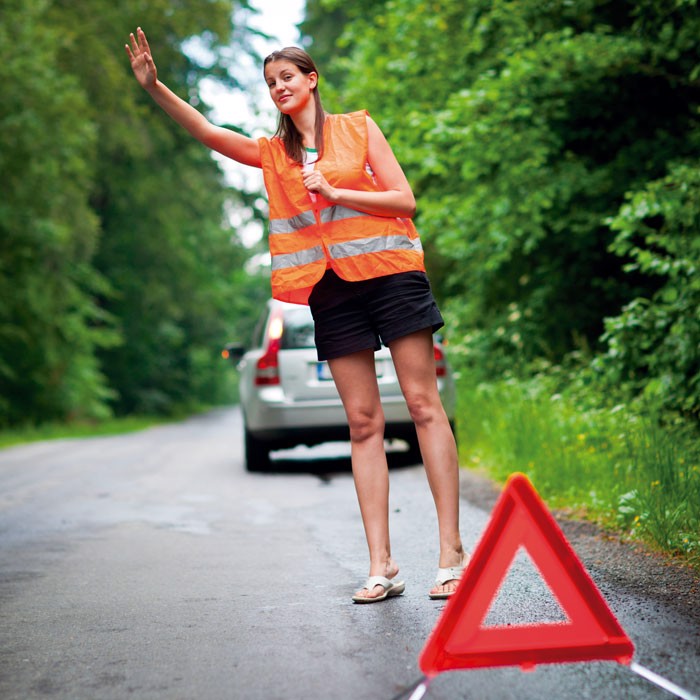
xmin=0 ymin=407 xmax=698 ymax=699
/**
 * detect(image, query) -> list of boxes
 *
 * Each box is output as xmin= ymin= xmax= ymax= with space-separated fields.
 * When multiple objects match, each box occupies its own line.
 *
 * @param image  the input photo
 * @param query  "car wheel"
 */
xmin=406 ymin=436 xmax=423 ymax=465
xmin=244 ymin=428 xmax=272 ymax=472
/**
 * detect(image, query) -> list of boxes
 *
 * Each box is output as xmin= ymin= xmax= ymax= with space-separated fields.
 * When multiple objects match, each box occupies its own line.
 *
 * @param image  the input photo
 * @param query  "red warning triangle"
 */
xmin=419 ymin=473 xmax=634 ymax=676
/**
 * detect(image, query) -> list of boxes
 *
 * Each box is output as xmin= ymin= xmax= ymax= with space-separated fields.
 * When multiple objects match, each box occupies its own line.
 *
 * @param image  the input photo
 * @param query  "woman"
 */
xmin=126 ymin=28 xmax=468 ymax=602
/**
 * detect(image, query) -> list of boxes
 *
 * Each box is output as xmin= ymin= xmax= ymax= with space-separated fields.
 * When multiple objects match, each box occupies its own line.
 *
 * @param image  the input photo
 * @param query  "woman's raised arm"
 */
xmin=125 ymin=28 xmax=261 ymax=168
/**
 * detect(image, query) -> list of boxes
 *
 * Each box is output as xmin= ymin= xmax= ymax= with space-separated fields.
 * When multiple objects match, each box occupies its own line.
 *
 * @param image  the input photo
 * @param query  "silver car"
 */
xmin=226 ymin=299 xmax=456 ymax=471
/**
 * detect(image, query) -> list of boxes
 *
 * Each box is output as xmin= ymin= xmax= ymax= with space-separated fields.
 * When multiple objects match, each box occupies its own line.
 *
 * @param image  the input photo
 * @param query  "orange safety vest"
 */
xmin=258 ymin=110 xmax=425 ymax=305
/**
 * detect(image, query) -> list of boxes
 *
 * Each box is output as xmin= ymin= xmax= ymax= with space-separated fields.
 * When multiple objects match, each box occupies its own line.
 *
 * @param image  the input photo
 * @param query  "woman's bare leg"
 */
xmin=328 ymin=349 xmax=400 ymax=600
xmin=389 ymin=329 xmax=467 ymax=596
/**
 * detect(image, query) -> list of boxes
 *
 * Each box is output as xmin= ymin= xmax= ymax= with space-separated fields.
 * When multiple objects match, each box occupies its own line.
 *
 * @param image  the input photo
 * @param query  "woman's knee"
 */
xmin=346 ymin=407 xmax=384 ymax=443
xmin=403 ymin=390 xmax=440 ymax=428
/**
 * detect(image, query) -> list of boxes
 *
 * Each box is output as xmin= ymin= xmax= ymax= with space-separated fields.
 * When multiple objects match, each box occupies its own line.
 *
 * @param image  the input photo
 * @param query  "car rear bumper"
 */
xmin=246 ymin=421 xmax=420 ymax=449
xmin=244 ymin=389 xmax=413 ymax=431
xmin=241 ymin=378 xmax=455 ymax=450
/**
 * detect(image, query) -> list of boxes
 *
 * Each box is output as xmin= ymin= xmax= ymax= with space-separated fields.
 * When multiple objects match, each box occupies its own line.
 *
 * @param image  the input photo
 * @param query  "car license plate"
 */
xmin=316 ymin=361 xmax=334 ymax=381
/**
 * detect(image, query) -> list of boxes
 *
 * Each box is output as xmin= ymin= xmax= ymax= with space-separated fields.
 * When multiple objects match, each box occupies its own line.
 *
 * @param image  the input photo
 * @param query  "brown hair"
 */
xmin=263 ymin=47 xmax=326 ymax=163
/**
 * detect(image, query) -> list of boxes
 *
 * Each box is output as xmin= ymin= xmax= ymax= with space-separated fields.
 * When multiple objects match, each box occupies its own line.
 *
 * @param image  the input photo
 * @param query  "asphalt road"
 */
xmin=0 ymin=407 xmax=698 ymax=700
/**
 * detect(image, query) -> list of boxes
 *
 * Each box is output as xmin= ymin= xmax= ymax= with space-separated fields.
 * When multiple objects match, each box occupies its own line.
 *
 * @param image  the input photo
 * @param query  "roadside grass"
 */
xmin=0 ymin=415 xmax=174 ymax=449
xmin=456 ymin=377 xmax=700 ymax=569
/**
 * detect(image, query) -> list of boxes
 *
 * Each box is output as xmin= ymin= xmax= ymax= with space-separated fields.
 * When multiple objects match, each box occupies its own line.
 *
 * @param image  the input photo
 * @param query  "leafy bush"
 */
xmin=0 ymin=0 xmax=266 ymax=424
xmin=457 ymin=373 xmax=700 ymax=566
xmin=597 ymin=162 xmax=700 ymax=418
xmin=311 ymin=0 xmax=700 ymax=411
xmin=0 ymin=0 xmax=118 ymax=426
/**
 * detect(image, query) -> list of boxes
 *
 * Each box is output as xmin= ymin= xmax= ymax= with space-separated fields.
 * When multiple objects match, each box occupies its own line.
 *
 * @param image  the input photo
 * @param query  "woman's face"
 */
xmin=264 ymin=59 xmax=317 ymax=115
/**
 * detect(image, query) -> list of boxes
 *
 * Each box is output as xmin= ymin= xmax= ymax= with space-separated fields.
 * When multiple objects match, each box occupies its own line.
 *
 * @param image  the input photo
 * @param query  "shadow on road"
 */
xmin=263 ymin=441 xmax=420 ymax=480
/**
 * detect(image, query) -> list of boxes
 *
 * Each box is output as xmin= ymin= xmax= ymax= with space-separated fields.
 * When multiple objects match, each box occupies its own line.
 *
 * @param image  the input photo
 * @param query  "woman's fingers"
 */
xmin=303 ymin=170 xmax=322 ymax=189
xmin=125 ymin=28 xmax=157 ymax=87
xmin=137 ymin=27 xmax=152 ymax=56
xmin=126 ymin=28 xmax=149 ymax=59
xmin=129 ymin=32 xmax=140 ymax=56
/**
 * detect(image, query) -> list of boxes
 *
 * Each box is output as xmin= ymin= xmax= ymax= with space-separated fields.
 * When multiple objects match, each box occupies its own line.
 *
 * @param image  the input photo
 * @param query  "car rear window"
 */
xmin=281 ymin=308 xmax=316 ymax=349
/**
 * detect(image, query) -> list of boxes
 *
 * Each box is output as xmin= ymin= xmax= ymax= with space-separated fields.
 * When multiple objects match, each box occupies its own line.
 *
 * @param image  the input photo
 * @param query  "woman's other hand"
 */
xmin=302 ymin=168 xmax=336 ymax=202
xmin=125 ymin=27 xmax=157 ymax=90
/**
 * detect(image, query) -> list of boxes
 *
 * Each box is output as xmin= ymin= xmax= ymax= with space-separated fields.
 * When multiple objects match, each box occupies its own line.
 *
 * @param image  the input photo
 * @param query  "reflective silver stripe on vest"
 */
xmin=329 ymin=235 xmax=423 ymax=260
xmin=319 ymin=204 xmax=366 ymax=224
xmin=271 ymin=245 xmax=325 ymax=270
xmin=269 ymin=210 xmax=316 ymax=235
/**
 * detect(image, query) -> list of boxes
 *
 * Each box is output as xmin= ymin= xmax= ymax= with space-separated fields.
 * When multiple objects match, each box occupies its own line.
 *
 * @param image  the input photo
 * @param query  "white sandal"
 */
xmin=429 ymin=559 xmax=468 ymax=600
xmin=352 ymin=576 xmax=406 ymax=604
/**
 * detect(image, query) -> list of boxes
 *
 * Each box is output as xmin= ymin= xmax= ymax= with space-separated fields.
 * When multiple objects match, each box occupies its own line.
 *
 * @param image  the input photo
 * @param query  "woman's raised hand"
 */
xmin=125 ymin=27 xmax=157 ymax=90
xmin=122 ymin=26 xmax=262 ymax=168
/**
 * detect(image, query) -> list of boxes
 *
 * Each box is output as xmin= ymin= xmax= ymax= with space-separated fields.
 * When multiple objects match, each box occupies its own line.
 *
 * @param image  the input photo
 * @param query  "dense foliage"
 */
xmin=0 ymin=0 xmax=112 ymax=424
xmin=301 ymin=0 xmax=700 ymax=563
xmin=0 ymin=0 xmax=268 ymax=425
xmin=303 ymin=0 xmax=700 ymax=418
xmin=3 ymin=0 xmax=699 ymax=435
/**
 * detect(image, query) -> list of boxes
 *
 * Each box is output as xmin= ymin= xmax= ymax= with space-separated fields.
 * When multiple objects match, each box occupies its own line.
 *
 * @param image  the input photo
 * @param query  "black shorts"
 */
xmin=308 ymin=269 xmax=444 ymax=361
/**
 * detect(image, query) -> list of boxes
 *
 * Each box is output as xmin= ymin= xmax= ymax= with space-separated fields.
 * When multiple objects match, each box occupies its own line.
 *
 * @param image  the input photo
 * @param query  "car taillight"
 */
xmin=434 ymin=343 xmax=447 ymax=377
xmin=255 ymin=310 xmax=284 ymax=386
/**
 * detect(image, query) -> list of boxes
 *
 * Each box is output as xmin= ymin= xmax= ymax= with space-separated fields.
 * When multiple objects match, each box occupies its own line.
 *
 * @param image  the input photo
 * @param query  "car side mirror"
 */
xmin=222 ymin=343 xmax=246 ymax=363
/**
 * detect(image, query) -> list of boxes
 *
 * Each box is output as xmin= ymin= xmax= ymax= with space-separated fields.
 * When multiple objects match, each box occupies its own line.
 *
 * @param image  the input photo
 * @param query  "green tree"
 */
xmin=0 ymin=0 xmax=117 ymax=426
xmin=314 ymin=0 xmax=700 ymax=394
xmin=50 ymin=0 xmax=265 ymax=415
xmin=300 ymin=0 xmax=355 ymax=88
xmin=598 ymin=162 xmax=700 ymax=417
xmin=0 ymin=0 xmax=269 ymax=425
